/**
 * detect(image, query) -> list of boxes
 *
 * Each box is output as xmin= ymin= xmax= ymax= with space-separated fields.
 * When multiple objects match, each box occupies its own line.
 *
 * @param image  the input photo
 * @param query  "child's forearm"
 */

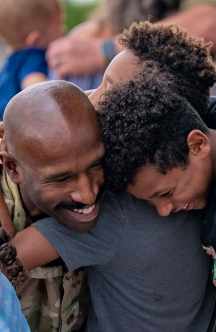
xmin=21 ymin=72 xmax=48 ymax=90
xmin=0 ymin=188 xmax=17 ymax=238
xmin=10 ymin=225 xmax=59 ymax=270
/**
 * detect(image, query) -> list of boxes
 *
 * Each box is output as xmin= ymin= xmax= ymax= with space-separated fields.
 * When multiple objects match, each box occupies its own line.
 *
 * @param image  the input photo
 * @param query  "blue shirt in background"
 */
xmin=0 ymin=271 xmax=30 ymax=332
xmin=0 ymin=48 xmax=48 ymax=120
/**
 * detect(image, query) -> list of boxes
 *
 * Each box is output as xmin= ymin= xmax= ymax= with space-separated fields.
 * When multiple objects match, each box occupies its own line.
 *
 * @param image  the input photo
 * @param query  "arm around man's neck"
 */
xmin=10 ymin=225 xmax=59 ymax=271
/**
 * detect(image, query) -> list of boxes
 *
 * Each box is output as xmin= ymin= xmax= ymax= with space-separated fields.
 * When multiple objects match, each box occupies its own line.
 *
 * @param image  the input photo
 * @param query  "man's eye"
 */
xmin=90 ymin=162 xmax=103 ymax=169
xmin=54 ymin=176 xmax=71 ymax=183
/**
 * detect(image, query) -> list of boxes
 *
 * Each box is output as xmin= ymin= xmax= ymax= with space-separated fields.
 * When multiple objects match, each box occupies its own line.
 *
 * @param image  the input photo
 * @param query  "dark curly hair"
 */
xmin=118 ymin=21 xmax=216 ymax=119
xmin=97 ymin=67 xmax=209 ymax=193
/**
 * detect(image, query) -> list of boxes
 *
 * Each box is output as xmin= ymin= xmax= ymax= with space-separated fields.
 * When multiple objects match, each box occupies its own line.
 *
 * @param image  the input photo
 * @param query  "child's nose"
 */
xmin=156 ymin=202 xmax=173 ymax=216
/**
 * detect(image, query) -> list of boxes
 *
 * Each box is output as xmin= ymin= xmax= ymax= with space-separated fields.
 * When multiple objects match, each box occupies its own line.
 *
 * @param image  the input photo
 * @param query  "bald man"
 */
xmin=0 ymin=80 xmax=105 ymax=332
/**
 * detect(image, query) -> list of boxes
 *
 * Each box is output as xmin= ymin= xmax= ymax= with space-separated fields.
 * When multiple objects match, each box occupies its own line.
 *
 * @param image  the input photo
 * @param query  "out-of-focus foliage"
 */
xmin=64 ymin=1 xmax=98 ymax=31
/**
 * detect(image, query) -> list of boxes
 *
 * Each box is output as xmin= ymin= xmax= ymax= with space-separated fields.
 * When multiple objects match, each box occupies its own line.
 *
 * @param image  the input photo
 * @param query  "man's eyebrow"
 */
xmin=89 ymin=153 xmax=105 ymax=167
xmin=44 ymin=171 xmax=73 ymax=182
xmin=43 ymin=153 xmax=105 ymax=181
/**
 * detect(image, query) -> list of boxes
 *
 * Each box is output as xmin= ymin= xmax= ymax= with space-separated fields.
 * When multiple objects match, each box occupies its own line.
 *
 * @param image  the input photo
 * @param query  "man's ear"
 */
xmin=0 ymin=150 xmax=21 ymax=184
xmin=187 ymin=130 xmax=210 ymax=159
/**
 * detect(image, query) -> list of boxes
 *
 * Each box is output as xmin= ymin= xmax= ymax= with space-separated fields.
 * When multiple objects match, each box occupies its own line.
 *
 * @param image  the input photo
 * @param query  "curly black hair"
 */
xmin=118 ymin=21 xmax=216 ymax=119
xmin=97 ymin=67 xmax=209 ymax=193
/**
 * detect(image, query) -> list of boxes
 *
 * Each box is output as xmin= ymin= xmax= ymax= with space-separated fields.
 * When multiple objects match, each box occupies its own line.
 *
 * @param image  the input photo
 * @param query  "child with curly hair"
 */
xmin=97 ymin=65 xmax=216 ymax=286
xmin=90 ymin=21 xmax=216 ymax=119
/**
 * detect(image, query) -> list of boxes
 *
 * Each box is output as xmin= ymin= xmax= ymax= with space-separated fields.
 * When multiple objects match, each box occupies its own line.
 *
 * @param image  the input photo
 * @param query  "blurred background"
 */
xmin=65 ymin=0 xmax=100 ymax=31
xmin=0 ymin=0 xmax=100 ymax=67
xmin=1 ymin=0 xmax=216 ymax=93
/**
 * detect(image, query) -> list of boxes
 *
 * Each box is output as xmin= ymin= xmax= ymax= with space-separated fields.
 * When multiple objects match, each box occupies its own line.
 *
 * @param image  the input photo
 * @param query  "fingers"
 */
xmin=46 ymin=37 xmax=73 ymax=68
xmin=0 ymin=227 xmax=10 ymax=244
xmin=0 ymin=228 xmax=29 ymax=285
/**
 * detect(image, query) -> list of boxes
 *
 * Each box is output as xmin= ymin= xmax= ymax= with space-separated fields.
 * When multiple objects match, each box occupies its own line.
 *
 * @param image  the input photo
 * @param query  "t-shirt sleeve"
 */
xmin=34 ymin=193 xmax=125 ymax=271
xmin=18 ymin=49 xmax=48 ymax=84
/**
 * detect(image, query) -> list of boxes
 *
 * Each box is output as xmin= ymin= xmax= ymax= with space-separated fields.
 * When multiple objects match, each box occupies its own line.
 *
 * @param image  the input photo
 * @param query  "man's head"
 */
xmin=1 ymin=81 xmax=105 ymax=232
xmin=90 ymin=22 xmax=216 ymax=119
xmin=0 ymin=0 xmax=64 ymax=50
xmin=97 ymin=67 xmax=214 ymax=216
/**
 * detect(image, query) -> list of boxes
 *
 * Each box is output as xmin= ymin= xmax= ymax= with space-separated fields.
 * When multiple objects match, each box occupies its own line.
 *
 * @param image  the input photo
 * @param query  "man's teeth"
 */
xmin=73 ymin=204 xmax=95 ymax=215
xmin=183 ymin=201 xmax=189 ymax=209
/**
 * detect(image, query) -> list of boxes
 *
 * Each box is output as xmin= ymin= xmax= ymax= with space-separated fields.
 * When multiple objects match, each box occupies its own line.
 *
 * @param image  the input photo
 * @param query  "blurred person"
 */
xmin=0 ymin=228 xmax=30 ymax=332
xmin=47 ymin=0 xmax=216 ymax=90
xmin=0 ymin=0 xmax=64 ymax=120
xmin=0 ymin=272 xmax=30 ymax=332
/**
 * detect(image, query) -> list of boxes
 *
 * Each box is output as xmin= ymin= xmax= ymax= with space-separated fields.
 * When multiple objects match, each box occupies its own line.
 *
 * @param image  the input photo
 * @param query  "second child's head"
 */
xmin=98 ymin=67 xmax=215 ymax=216
xmin=0 ymin=0 xmax=64 ymax=51
xmin=90 ymin=21 xmax=216 ymax=120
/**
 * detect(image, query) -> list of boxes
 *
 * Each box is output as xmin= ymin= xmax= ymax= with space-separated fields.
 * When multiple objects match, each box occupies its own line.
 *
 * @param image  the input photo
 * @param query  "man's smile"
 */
xmin=63 ymin=202 xmax=100 ymax=222
xmin=74 ymin=204 xmax=96 ymax=215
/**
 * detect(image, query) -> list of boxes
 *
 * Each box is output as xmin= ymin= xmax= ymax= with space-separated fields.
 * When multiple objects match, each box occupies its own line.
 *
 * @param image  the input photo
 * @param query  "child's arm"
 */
xmin=0 ymin=125 xmax=16 ymax=238
xmin=19 ymin=49 xmax=48 ymax=90
xmin=0 ymin=188 xmax=17 ymax=238
xmin=10 ymin=225 xmax=59 ymax=270
xmin=21 ymin=72 xmax=48 ymax=90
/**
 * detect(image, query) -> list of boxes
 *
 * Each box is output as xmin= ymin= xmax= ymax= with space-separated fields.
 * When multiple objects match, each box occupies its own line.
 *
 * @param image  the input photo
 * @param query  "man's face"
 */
xmin=17 ymin=110 xmax=105 ymax=232
xmin=89 ymin=50 xmax=140 ymax=105
xmin=127 ymin=153 xmax=212 ymax=217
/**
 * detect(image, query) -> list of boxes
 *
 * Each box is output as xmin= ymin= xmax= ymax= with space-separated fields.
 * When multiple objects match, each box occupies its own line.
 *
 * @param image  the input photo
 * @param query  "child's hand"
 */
xmin=202 ymin=245 xmax=216 ymax=259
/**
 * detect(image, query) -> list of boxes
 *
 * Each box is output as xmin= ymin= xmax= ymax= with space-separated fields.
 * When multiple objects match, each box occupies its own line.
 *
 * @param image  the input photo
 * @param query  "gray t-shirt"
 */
xmin=34 ymin=192 xmax=216 ymax=332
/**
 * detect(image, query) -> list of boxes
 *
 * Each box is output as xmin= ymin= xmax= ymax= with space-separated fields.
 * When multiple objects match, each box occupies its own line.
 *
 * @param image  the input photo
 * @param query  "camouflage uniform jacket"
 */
xmin=1 ymin=170 xmax=89 ymax=332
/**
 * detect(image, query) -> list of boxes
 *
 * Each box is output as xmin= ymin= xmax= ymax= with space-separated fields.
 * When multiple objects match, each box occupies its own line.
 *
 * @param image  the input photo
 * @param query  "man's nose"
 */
xmin=156 ymin=201 xmax=173 ymax=217
xmin=71 ymin=175 xmax=99 ymax=206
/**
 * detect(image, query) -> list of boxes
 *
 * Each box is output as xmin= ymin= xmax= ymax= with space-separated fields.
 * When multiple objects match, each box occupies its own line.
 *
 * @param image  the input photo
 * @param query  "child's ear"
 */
xmin=25 ymin=30 xmax=41 ymax=47
xmin=0 ymin=149 xmax=21 ymax=184
xmin=187 ymin=130 xmax=210 ymax=159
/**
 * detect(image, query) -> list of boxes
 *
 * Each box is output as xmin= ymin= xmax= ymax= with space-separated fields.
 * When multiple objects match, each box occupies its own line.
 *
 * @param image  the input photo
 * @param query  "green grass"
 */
xmin=64 ymin=1 xmax=98 ymax=31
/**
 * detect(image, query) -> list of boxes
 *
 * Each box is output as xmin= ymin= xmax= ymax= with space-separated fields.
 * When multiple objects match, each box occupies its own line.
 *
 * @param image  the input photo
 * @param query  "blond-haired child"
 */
xmin=0 ymin=0 xmax=64 ymax=119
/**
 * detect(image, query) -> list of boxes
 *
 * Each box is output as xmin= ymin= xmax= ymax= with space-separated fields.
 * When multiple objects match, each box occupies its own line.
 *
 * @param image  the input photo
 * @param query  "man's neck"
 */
xmin=18 ymin=183 xmax=47 ymax=222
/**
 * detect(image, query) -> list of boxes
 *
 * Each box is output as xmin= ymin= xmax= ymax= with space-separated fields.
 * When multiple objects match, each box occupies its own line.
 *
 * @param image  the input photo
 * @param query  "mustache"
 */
xmin=54 ymin=184 xmax=106 ymax=212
